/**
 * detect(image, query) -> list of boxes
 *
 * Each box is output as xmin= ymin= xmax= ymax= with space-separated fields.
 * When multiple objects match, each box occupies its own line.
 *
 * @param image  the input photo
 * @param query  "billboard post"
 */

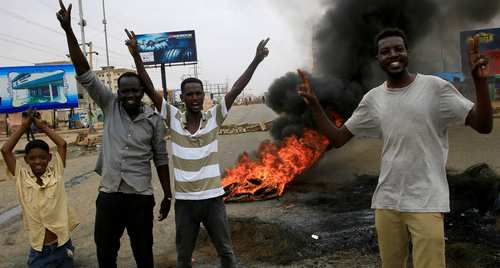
xmin=161 ymin=63 xmax=167 ymax=100
xmin=5 ymin=114 xmax=9 ymax=136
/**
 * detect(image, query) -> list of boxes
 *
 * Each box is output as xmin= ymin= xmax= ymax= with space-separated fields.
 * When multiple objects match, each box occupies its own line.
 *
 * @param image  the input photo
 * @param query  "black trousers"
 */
xmin=94 ymin=191 xmax=155 ymax=268
xmin=175 ymin=196 xmax=236 ymax=268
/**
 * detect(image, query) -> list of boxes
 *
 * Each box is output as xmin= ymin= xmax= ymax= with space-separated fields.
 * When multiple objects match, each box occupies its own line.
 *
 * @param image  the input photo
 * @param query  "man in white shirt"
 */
xmin=298 ymin=28 xmax=492 ymax=268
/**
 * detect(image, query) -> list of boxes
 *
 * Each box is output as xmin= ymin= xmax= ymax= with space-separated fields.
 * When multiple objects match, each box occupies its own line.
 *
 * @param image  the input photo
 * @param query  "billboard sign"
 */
xmin=136 ymin=30 xmax=197 ymax=65
xmin=0 ymin=64 xmax=78 ymax=113
xmin=460 ymin=27 xmax=500 ymax=76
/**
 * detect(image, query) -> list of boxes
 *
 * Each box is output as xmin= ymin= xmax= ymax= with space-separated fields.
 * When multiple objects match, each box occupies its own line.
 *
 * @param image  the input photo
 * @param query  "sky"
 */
xmin=0 ymin=0 xmax=326 ymax=96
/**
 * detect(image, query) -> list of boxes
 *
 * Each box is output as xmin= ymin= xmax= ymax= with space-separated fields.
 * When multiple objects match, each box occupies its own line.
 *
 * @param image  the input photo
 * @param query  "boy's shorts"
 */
xmin=27 ymin=239 xmax=74 ymax=268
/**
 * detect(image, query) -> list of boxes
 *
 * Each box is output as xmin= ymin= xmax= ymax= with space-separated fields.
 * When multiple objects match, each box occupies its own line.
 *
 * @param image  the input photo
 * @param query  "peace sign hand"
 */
xmin=468 ymin=34 xmax=489 ymax=79
xmin=254 ymin=38 xmax=270 ymax=63
xmin=56 ymin=0 xmax=72 ymax=32
xmin=297 ymin=69 xmax=319 ymax=106
xmin=125 ymin=29 xmax=140 ymax=56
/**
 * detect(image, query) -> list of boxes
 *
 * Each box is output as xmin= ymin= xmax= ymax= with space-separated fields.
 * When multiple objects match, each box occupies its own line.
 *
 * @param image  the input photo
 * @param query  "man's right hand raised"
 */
xmin=297 ymin=69 xmax=319 ymax=106
xmin=56 ymin=0 xmax=72 ymax=32
xmin=21 ymin=109 xmax=33 ymax=129
xmin=56 ymin=0 xmax=90 ymax=75
xmin=124 ymin=29 xmax=140 ymax=57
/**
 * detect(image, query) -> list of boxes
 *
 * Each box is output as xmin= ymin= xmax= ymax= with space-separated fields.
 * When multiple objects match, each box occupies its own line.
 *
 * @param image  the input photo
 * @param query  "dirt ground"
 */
xmin=0 ymin=105 xmax=500 ymax=267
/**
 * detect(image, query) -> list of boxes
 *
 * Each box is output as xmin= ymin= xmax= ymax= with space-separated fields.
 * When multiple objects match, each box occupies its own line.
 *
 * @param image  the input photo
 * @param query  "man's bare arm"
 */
xmin=297 ymin=70 xmax=353 ymax=147
xmin=125 ymin=29 xmax=163 ymax=111
xmin=1 ymin=113 xmax=32 ymax=175
xmin=156 ymin=164 xmax=172 ymax=221
xmin=465 ymin=35 xmax=493 ymax=134
xmin=57 ymin=0 xmax=90 ymax=75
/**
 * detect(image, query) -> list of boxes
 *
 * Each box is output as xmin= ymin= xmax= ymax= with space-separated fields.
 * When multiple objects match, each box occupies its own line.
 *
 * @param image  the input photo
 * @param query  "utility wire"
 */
xmin=0 ymin=7 xmax=65 ymax=37
xmin=0 ymin=55 xmax=34 ymax=64
xmin=0 ymin=36 xmax=62 ymax=58
xmin=0 ymin=32 xmax=63 ymax=55
xmin=2 ymin=3 xmax=131 ymax=66
xmin=34 ymin=0 xmax=56 ymax=11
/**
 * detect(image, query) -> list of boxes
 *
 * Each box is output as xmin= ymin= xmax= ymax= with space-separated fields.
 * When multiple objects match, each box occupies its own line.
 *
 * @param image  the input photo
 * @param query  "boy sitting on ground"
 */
xmin=1 ymin=110 xmax=78 ymax=268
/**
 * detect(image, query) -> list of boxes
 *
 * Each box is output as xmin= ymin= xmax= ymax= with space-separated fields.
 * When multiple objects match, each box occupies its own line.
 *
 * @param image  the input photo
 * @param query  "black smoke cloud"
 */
xmin=267 ymin=71 xmax=362 ymax=140
xmin=267 ymin=0 xmax=500 ymax=140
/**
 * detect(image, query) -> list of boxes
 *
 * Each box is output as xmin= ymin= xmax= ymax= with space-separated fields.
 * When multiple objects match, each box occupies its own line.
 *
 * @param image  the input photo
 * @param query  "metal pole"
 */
xmin=53 ymin=109 xmax=57 ymax=129
xmin=101 ymin=0 xmax=110 ymax=66
xmin=5 ymin=114 xmax=9 ymax=136
xmin=87 ymin=42 xmax=94 ymax=70
xmin=77 ymin=0 xmax=87 ymax=57
xmin=161 ymin=64 xmax=167 ymax=101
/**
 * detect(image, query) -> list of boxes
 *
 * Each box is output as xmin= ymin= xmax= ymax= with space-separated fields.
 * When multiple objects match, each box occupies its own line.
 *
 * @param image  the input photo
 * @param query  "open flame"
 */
xmin=222 ymin=112 xmax=343 ymax=202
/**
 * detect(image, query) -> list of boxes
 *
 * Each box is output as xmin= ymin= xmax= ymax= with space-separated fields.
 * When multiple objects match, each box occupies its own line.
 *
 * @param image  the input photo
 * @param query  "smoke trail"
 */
xmin=267 ymin=0 xmax=500 ymax=140
xmin=267 ymin=71 xmax=362 ymax=140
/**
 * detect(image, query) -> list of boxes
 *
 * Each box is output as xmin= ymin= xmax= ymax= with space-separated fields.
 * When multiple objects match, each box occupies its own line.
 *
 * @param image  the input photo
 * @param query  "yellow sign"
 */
xmin=478 ymin=32 xmax=495 ymax=43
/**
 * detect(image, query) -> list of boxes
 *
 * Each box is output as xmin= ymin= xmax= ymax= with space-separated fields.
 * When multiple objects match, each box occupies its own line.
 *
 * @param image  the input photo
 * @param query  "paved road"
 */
xmin=1 ymin=111 xmax=500 ymax=267
xmin=223 ymin=103 xmax=277 ymax=125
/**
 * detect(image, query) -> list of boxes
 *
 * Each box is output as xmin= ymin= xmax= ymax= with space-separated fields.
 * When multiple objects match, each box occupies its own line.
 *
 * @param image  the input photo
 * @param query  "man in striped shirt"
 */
xmin=125 ymin=29 xmax=269 ymax=268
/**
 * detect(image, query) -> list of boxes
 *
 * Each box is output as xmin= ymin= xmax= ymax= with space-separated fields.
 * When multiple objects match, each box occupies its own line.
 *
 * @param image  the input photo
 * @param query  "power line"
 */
xmin=0 ymin=7 xmax=65 ymax=37
xmin=0 ymin=55 xmax=33 ymax=65
xmin=1 ymin=3 xmax=131 ymax=67
xmin=86 ymin=24 xmax=124 ymax=43
xmin=91 ymin=42 xmax=128 ymax=58
xmin=0 ymin=36 xmax=63 ymax=58
xmin=34 ymin=0 xmax=55 ymax=10
xmin=0 ymin=8 xmax=122 ymax=56
xmin=0 ymin=32 xmax=62 ymax=54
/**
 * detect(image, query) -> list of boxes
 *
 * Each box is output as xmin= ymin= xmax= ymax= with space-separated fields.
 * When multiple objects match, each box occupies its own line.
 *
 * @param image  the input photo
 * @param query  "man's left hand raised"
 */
xmin=468 ymin=34 xmax=489 ymax=80
xmin=125 ymin=29 xmax=140 ymax=57
xmin=254 ymin=38 xmax=270 ymax=63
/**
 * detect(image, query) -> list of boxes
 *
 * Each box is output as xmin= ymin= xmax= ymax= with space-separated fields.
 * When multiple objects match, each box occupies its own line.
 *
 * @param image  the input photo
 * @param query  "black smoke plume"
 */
xmin=267 ymin=71 xmax=362 ymax=140
xmin=267 ymin=0 xmax=500 ymax=140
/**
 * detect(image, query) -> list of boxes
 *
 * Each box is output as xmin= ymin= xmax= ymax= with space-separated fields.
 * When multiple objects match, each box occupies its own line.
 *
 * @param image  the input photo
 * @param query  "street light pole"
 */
xmin=86 ymin=42 xmax=98 ymax=70
xmin=77 ymin=0 xmax=87 ymax=57
xmin=101 ymin=0 xmax=110 ymax=66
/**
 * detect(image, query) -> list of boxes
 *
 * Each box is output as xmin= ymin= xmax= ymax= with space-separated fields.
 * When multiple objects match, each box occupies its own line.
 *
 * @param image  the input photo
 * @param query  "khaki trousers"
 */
xmin=375 ymin=209 xmax=445 ymax=268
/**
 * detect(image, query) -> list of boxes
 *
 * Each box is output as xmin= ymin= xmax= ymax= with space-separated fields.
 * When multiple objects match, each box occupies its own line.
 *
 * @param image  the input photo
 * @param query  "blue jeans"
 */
xmin=27 ymin=239 xmax=74 ymax=268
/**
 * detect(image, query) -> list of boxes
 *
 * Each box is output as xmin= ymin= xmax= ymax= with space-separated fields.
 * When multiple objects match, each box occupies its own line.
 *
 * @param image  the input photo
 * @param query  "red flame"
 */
xmin=222 ymin=112 xmax=343 ymax=202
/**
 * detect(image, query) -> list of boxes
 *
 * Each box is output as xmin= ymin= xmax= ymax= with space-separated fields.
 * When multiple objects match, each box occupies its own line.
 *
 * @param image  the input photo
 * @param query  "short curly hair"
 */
xmin=374 ymin=28 xmax=409 ymax=53
xmin=25 ymin=139 xmax=50 ymax=154
xmin=181 ymin=77 xmax=203 ymax=93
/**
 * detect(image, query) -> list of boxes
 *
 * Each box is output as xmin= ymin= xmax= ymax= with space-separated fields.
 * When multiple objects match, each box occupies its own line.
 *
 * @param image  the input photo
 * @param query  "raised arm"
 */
xmin=125 ymin=29 xmax=163 ymax=111
xmin=225 ymin=38 xmax=270 ymax=110
xmin=32 ymin=114 xmax=67 ymax=167
xmin=465 ymin=35 xmax=493 ymax=134
xmin=56 ymin=0 xmax=89 ymax=75
xmin=1 ymin=112 xmax=32 ymax=175
xmin=297 ymin=70 xmax=353 ymax=148
xmin=57 ymin=0 xmax=113 ymax=109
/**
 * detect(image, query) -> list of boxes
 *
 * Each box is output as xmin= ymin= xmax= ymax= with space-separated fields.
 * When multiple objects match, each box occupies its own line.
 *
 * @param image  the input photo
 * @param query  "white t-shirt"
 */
xmin=344 ymin=74 xmax=474 ymax=212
